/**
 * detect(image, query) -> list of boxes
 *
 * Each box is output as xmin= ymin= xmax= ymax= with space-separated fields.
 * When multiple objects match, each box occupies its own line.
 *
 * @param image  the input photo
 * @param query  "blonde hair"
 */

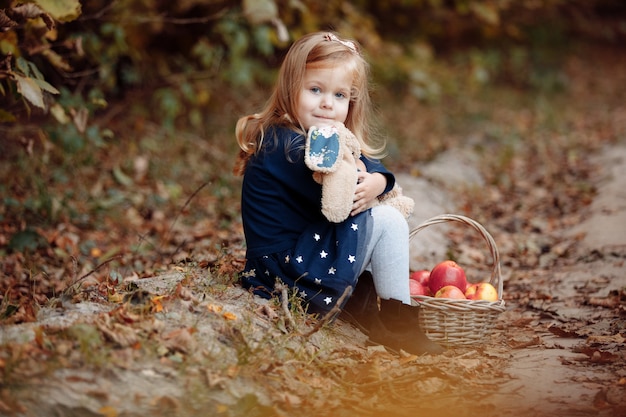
xmin=234 ymin=31 xmax=384 ymax=175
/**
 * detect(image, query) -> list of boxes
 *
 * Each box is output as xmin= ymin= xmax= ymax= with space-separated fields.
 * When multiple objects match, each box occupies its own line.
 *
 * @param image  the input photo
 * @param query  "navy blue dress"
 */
xmin=239 ymin=126 xmax=395 ymax=315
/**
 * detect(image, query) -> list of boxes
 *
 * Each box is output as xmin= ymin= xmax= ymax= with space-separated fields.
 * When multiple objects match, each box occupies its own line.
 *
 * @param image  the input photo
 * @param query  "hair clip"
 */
xmin=324 ymin=33 xmax=358 ymax=55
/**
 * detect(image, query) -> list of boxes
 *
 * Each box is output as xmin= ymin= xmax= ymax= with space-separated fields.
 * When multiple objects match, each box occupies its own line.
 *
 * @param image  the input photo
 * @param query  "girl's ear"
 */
xmin=305 ymin=126 xmax=343 ymax=173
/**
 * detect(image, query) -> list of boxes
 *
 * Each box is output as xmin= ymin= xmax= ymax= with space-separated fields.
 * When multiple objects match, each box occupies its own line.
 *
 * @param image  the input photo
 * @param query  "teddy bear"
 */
xmin=305 ymin=124 xmax=414 ymax=223
xmin=376 ymin=182 xmax=414 ymax=220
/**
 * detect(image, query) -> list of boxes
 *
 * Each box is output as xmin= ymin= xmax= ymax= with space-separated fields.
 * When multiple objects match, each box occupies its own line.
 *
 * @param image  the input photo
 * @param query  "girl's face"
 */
xmin=296 ymin=64 xmax=353 ymax=131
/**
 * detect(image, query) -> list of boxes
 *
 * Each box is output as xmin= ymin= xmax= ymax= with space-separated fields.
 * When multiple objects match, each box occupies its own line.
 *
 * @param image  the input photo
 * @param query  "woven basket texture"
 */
xmin=410 ymin=214 xmax=505 ymax=347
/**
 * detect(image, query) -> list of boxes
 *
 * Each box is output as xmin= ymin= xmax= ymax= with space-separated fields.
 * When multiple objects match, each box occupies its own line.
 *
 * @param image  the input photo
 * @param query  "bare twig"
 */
xmin=79 ymin=2 xmax=116 ymax=20
xmin=70 ymin=255 xmax=79 ymax=282
xmin=276 ymin=282 xmax=297 ymax=331
xmin=129 ymin=11 xmax=228 ymax=25
xmin=80 ymin=1 xmax=227 ymax=25
xmin=302 ymin=286 xmax=352 ymax=338
xmin=76 ymin=255 xmax=123 ymax=283
xmin=162 ymin=181 xmax=209 ymax=259
xmin=62 ymin=254 xmax=124 ymax=296
xmin=169 ymin=238 xmax=189 ymax=264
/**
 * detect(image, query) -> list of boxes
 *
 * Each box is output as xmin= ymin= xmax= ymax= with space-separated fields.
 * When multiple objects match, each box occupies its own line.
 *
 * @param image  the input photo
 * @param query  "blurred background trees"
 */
xmin=3 ymin=0 xmax=624 ymax=143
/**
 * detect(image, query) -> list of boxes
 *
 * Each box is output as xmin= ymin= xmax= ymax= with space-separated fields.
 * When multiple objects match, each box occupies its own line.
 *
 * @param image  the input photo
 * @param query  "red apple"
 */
xmin=466 ymin=282 xmax=498 ymax=301
xmin=410 ymin=269 xmax=430 ymax=286
xmin=409 ymin=279 xmax=431 ymax=296
xmin=465 ymin=283 xmax=478 ymax=299
xmin=434 ymin=285 xmax=466 ymax=299
xmin=428 ymin=260 xmax=467 ymax=295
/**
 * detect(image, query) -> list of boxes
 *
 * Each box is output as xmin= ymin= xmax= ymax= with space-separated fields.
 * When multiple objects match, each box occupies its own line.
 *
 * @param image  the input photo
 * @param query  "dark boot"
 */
xmin=339 ymin=271 xmax=379 ymax=334
xmin=369 ymin=298 xmax=445 ymax=355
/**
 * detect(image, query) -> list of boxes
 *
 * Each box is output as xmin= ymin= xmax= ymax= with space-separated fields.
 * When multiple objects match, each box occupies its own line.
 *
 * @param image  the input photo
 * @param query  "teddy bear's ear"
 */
xmin=305 ymin=125 xmax=343 ymax=173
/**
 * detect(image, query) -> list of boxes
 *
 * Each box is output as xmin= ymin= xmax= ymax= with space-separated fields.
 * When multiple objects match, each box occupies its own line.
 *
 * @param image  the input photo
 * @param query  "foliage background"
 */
xmin=1 ymin=0 xmax=625 ymax=320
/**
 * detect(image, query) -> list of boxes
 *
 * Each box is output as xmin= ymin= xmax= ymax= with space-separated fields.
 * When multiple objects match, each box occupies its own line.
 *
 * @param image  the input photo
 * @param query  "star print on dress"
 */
xmin=324 ymin=296 xmax=333 ymax=305
xmin=320 ymin=250 xmax=328 ymax=258
xmin=348 ymin=255 xmax=356 ymax=263
xmin=284 ymin=255 xmax=290 ymax=263
xmin=351 ymin=223 xmax=358 ymax=231
xmin=300 ymin=289 xmax=308 ymax=298
xmin=296 ymin=255 xmax=303 ymax=263
xmin=314 ymin=233 xmax=321 ymax=241
xmin=314 ymin=278 xmax=322 ymax=285
xmin=328 ymin=267 xmax=336 ymax=274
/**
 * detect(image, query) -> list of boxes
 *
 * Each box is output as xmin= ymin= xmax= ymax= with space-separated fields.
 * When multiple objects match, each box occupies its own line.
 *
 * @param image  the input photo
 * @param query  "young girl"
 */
xmin=234 ymin=32 xmax=442 ymax=355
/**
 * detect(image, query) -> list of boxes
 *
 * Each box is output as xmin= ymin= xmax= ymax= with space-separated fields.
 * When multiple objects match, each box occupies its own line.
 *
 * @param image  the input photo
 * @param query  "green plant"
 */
xmin=0 ymin=1 xmax=81 ymax=120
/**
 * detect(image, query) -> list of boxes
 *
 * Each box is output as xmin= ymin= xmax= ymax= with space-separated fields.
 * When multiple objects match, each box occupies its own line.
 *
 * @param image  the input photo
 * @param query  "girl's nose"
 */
xmin=321 ymin=94 xmax=333 ymax=108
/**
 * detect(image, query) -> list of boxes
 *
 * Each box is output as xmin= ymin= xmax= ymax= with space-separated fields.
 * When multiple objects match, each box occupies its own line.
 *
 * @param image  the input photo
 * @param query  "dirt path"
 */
xmin=490 ymin=144 xmax=626 ymax=416
xmin=398 ymin=144 xmax=626 ymax=416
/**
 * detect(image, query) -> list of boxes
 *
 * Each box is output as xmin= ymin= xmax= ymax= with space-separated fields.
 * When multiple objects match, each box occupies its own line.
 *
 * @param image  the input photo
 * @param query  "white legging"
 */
xmin=359 ymin=205 xmax=411 ymax=305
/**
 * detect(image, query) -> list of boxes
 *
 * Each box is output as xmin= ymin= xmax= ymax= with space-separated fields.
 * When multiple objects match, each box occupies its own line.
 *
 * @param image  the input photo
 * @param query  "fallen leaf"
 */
xmin=175 ymin=283 xmax=197 ymax=302
xmin=207 ymin=304 xmax=223 ymax=313
xmin=586 ymin=334 xmax=625 ymax=344
xmin=587 ymin=296 xmax=620 ymax=309
xmin=97 ymin=317 xmax=139 ymax=348
xmin=163 ymin=328 xmax=197 ymax=354
xmin=98 ymin=406 xmax=118 ymax=417
xmin=151 ymin=295 xmax=167 ymax=312
xmin=223 ymin=311 xmax=237 ymax=321
xmin=548 ymin=324 xmax=581 ymax=338
xmin=508 ymin=335 xmax=542 ymax=349
xmin=456 ymin=358 xmax=482 ymax=370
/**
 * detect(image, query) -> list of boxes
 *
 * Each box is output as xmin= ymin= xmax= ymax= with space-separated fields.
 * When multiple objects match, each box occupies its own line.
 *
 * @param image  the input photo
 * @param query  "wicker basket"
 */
xmin=410 ymin=214 xmax=505 ymax=347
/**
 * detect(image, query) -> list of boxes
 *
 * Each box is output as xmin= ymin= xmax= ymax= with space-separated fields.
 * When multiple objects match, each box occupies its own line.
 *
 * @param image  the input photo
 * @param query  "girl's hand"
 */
xmin=351 ymin=171 xmax=386 ymax=216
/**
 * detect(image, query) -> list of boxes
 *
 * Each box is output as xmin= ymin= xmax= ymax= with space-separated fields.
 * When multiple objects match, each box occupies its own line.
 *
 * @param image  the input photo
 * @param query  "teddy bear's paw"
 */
xmin=306 ymin=126 xmax=343 ymax=173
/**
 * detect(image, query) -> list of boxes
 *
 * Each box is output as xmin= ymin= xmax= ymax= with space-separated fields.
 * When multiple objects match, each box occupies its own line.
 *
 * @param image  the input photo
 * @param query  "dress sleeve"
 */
xmin=361 ymin=156 xmax=396 ymax=195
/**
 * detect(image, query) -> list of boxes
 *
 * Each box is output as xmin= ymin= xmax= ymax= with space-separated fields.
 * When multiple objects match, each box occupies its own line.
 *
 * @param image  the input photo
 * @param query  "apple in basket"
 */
xmin=428 ymin=260 xmax=468 ymax=295
xmin=434 ymin=285 xmax=466 ymax=299
xmin=465 ymin=282 xmax=498 ymax=301
xmin=410 ymin=269 xmax=430 ymax=287
xmin=409 ymin=279 xmax=430 ymax=296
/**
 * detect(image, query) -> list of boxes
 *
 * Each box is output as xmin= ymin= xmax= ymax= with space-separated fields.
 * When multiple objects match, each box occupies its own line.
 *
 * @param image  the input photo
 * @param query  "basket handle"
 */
xmin=409 ymin=214 xmax=503 ymax=298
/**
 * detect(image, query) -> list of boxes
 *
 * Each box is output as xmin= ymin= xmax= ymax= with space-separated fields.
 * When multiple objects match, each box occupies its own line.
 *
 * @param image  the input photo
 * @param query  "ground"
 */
xmin=1 ymin=45 xmax=626 ymax=417
xmin=1 ymin=140 xmax=624 ymax=417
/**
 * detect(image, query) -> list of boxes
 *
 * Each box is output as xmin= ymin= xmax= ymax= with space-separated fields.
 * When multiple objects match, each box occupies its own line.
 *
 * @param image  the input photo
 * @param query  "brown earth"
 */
xmin=494 ymin=145 xmax=626 ymax=417
xmin=1 ymin=141 xmax=624 ymax=417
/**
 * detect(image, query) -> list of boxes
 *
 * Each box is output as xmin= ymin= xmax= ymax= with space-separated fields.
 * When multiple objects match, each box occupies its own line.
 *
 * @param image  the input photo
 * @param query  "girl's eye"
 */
xmin=310 ymin=87 xmax=321 ymax=94
xmin=335 ymin=92 xmax=348 ymax=99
